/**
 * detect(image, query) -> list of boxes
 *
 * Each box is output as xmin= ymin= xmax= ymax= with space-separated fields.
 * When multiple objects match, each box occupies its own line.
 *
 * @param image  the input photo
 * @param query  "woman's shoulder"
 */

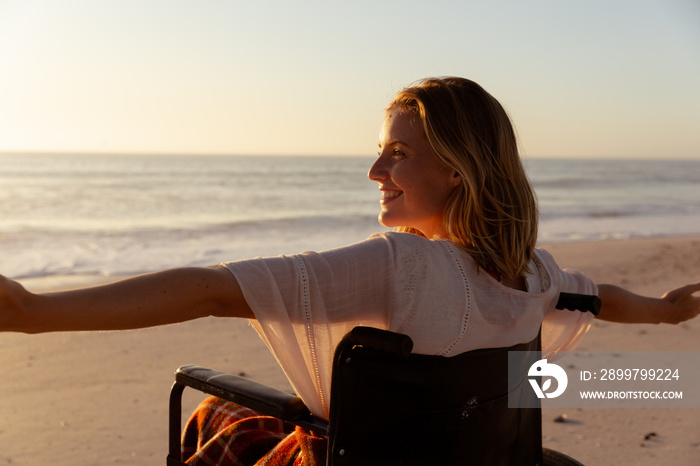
xmin=531 ymin=247 xmax=597 ymax=295
xmin=368 ymin=230 xmax=425 ymax=242
xmin=368 ymin=231 xmax=453 ymax=249
xmin=531 ymin=247 xmax=559 ymax=275
xmin=366 ymin=232 xmax=466 ymax=259
xmin=525 ymin=248 xmax=559 ymax=294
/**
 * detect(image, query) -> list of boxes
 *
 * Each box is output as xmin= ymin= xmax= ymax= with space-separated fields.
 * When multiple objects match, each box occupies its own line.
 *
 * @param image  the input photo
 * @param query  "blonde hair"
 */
xmin=390 ymin=77 xmax=538 ymax=277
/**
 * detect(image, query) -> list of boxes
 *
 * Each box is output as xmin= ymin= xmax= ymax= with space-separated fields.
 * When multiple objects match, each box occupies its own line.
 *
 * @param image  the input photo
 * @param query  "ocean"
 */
xmin=1 ymin=153 xmax=699 ymax=280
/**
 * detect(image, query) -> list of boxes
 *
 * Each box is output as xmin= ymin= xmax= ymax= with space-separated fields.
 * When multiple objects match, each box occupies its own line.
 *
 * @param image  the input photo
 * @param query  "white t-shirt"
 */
xmin=224 ymin=232 xmax=596 ymax=418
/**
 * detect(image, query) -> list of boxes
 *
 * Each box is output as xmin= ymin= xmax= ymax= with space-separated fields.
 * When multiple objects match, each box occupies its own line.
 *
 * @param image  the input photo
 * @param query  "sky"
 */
xmin=0 ymin=0 xmax=698 ymax=159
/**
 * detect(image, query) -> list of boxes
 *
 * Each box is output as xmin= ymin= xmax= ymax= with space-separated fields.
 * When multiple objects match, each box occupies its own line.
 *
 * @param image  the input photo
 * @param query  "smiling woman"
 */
xmin=374 ymin=78 xmax=539 ymax=287
xmin=370 ymin=108 xmax=460 ymax=240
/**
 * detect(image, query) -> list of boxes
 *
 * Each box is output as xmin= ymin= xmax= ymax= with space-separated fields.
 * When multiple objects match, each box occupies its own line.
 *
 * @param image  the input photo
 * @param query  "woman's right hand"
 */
xmin=658 ymin=282 xmax=700 ymax=324
xmin=596 ymin=282 xmax=700 ymax=324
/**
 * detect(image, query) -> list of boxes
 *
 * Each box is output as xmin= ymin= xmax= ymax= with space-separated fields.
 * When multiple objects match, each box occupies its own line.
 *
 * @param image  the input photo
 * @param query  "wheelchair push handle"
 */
xmin=555 ymin=292 xmax=601 ymax=315
xmin=345 ymin=326 xmax=414 ymax=359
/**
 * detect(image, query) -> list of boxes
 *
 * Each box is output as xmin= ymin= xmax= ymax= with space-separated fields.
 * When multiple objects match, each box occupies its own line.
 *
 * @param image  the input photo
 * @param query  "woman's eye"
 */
xmin=377 ymin=148 xmax=406 ymax=159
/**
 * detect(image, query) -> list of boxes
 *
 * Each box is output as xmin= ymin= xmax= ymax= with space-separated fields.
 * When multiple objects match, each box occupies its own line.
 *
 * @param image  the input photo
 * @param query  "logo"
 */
xmin=528 ymin=359 xmax=568 ymax=398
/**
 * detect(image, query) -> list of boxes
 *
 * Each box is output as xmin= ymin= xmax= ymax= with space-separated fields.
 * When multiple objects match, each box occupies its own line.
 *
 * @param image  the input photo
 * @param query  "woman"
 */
xmin=1 ymin=77 xmax=698 ymax=465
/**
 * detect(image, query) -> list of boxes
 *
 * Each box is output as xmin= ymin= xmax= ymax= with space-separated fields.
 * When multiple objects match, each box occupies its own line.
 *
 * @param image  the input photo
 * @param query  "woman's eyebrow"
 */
xmin=378 ymin=139 xmax=407 ymax=148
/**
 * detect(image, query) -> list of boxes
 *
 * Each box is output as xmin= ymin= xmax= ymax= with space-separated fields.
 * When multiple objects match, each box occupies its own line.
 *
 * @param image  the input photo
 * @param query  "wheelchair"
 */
xmin=167 ymin=293 xmax=599 ymax=465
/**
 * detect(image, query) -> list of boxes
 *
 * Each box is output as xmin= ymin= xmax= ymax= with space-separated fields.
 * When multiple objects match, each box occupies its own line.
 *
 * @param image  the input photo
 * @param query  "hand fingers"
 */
xmin=661 ymin=282 xmax=700 ymax=301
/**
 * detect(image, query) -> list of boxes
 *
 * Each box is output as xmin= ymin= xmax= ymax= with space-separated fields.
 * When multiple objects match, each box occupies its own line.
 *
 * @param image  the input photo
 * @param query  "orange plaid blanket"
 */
xmin=182 ymin=396 xmax=327 ymax=466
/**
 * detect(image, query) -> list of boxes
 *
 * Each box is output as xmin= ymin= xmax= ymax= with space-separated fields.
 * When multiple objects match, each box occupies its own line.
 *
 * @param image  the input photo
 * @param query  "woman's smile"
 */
xmin=379 ymin=189 xmax=403 ymax=203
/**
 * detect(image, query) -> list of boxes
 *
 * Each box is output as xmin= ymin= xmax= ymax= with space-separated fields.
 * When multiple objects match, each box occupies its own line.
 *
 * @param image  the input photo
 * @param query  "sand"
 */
xmin=1 ymin=236 xmax=699 ymax=465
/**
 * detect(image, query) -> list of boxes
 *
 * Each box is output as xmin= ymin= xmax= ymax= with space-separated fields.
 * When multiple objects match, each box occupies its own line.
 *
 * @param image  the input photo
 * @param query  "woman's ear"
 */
xmin=450 ymin=171 xmax=461 ymax=187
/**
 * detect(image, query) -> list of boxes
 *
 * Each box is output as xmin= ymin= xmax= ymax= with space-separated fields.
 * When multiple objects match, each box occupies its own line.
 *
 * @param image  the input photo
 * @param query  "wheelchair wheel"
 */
xmin=542 ymin=447 xmax=585 ymax=466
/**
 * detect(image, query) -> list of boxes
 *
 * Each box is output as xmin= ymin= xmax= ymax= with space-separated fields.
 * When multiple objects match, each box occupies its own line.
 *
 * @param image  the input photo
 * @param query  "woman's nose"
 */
xmin=368 ymin=154 xmax=389 ymax=181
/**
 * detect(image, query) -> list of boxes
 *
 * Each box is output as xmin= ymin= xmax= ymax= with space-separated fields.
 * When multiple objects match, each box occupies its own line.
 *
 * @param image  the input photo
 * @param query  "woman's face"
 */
xmin=368 ymin=108 xmax=460 ymax=239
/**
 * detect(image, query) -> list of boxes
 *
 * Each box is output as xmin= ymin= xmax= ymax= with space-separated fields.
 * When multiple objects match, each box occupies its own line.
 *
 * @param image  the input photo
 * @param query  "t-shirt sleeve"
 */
xmin=221 ymin=233 xmax=402 ymax=417
xmin=538 ymin=249 xmax=598 ymax=359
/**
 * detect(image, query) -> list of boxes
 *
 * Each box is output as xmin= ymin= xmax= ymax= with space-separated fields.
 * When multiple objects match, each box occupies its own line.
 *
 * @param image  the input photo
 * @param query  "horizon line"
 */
xmin=0 ymin=149 xmax=698 ymax=162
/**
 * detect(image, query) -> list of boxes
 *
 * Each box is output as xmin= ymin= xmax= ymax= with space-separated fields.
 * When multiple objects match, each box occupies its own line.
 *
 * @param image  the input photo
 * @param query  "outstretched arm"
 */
xmin=596 ymin=282 xmax=700 ymax=324
xmin=0 ymin=266 xmax=253 ymax=334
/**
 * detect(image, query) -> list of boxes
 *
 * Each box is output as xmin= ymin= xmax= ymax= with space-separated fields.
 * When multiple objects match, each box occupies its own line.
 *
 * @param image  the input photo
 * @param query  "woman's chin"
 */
xmin=376 ymin=213 xmax=399 ymax=229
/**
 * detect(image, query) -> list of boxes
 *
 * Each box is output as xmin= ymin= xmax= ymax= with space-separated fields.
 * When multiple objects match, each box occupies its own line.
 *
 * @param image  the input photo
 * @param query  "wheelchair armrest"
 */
xmin=168 ymin=365 xmax=327 ymax=464
xmin=175 ymin=365 xmax=312 ymax=422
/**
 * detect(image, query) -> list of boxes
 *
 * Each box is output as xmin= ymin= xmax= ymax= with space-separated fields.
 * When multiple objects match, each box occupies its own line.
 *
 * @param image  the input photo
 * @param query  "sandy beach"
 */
xmin=1 ymin=236 xmax=699 ymax=465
